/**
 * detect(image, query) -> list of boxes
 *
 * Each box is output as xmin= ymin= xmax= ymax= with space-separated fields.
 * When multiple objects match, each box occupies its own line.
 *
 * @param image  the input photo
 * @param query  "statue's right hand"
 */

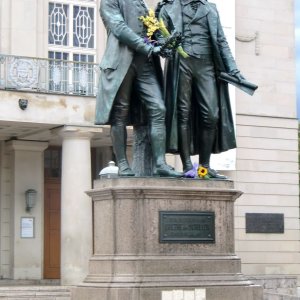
xmin=151 ymin=46 xmax=174 ymax=58
xmin=151 ymin=46 xmax=162 ymax=56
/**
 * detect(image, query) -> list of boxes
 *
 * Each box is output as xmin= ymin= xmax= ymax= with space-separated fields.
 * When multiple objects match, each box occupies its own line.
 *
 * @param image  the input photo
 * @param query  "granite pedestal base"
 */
xmin=72 ymin=178 xmax=262 ymax=300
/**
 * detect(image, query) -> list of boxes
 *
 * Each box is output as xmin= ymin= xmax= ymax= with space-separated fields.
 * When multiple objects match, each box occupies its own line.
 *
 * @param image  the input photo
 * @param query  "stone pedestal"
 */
xmin=72 ymin=178 xmax=263 ymax=300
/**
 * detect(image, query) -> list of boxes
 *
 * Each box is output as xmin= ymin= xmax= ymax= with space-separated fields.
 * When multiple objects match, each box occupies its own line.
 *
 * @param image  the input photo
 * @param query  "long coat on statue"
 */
xmin=95 ymin=0 xmax=163 ymax=125
xmin=159 ymin=0 xmax=238 ymax=154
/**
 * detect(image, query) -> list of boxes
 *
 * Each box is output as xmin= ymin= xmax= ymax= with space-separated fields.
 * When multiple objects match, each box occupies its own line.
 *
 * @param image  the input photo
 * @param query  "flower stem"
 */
xmin=158 ymin=18 xmax=189 ymax=58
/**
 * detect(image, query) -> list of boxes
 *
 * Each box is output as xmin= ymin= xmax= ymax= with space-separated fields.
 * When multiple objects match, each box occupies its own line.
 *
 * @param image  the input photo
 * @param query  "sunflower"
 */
xmin=198 ymin=166 xmax=208 ymax=178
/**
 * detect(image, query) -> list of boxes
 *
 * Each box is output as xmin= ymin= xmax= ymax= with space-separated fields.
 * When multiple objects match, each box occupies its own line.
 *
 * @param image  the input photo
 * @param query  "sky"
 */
xmin=296 ymin=0 xmax=300 ymax=118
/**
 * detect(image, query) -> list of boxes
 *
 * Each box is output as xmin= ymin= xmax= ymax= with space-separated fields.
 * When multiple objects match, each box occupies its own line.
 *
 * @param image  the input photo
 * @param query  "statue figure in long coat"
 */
xmin=158 ymin=0 xmax=248 ymax=178
xmin=95 ymin=0 xmax=182 ymax=177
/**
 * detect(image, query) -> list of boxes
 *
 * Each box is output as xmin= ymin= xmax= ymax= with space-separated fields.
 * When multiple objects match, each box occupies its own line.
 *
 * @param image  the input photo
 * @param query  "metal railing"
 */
xmin=0 ymin=54 xmax=99 ymax=96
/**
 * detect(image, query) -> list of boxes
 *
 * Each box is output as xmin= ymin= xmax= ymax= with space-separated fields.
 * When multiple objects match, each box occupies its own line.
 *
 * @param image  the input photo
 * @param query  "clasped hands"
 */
xmin=150 ymin=31 xmax=183 ymax=58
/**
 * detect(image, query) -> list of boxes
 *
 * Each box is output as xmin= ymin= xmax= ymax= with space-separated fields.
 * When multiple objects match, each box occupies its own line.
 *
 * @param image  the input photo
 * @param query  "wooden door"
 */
xmin=44 ymin=179 xmax=61 ymax=279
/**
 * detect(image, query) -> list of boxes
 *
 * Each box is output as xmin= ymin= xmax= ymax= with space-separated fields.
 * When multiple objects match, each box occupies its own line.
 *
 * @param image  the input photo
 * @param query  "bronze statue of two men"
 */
xmin=95 ymin=0 xmax=253 ymax=178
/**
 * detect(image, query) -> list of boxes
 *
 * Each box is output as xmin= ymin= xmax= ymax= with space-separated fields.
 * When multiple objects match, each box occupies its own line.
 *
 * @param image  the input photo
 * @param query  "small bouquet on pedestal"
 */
xmin=185 ymin=163 xmax=210 ymax=179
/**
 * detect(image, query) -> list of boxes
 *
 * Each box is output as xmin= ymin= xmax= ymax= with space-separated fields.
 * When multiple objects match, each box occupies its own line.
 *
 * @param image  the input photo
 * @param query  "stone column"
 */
xmin=59 ymin=126 xmax=96 ymax=285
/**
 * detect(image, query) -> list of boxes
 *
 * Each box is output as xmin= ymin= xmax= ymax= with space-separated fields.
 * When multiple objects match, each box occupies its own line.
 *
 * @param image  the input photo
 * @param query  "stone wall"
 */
xmin=231 ymin=0 xmax=300 ymax=284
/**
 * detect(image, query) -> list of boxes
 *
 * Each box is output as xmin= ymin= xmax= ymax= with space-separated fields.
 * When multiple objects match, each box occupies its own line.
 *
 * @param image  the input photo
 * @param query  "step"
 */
xmin=264 ymin=292 xmax=300 ymax=300
xmin=0 ymin=280 xmax=60 ymax=287
xmin=247 ymin=275 xmax=298 ymax=296
xmin=0 ymin=286 xmax=71 ymax=299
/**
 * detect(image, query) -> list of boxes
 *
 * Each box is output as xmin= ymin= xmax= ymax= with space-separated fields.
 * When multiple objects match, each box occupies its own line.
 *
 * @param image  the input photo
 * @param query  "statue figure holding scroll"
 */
xmin=158 ymin=0 xmax=257 ymax=179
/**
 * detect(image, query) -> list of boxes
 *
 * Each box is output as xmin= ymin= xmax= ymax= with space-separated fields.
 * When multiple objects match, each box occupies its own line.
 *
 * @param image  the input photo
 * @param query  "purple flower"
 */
xmin=143 ymin=37 xmax=157 ymax=45
xmin=184 ymin=163 xmax=199 ymax=178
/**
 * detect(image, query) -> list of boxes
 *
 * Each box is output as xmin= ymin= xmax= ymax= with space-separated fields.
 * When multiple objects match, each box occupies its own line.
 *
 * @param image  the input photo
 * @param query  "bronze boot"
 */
xmin=111 ymin=125 xmax=135 ymax=176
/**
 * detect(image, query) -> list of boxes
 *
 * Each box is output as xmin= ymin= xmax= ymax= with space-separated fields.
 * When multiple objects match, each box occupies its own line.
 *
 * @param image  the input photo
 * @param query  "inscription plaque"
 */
xmin=159 ymin=211 xmax=215 ymax=243
xmin=246 ymin=213 xmax=284 ymax=233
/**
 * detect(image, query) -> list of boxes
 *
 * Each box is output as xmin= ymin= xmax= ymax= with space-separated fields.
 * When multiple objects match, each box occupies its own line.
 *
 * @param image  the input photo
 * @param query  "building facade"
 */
xmin=0 ymin=0 xmax=299 ymax=290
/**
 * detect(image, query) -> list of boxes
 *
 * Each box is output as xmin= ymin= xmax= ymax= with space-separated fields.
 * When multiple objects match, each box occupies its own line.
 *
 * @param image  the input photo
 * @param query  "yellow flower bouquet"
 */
xmin=139 ymin=9 xmax=189 ymax=58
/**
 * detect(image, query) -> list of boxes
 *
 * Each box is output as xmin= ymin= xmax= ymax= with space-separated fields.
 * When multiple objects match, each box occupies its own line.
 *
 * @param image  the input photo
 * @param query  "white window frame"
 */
xmin=48 ymin=0 xmax=97 ymax=94
xmin=48 ymin=0 xmax=97 ymax=59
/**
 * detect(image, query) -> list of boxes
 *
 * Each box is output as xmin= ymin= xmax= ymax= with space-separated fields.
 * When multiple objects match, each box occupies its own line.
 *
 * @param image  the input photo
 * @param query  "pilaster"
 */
xmin=6 ymin=140 xmax=48 ymax=279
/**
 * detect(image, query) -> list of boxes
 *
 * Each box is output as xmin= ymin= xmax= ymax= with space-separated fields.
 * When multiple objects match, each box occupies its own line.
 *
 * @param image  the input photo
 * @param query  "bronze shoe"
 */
xmin=118 ymin=160 xmax=135 ymax=176
xmin=154 ymin=163 xmax=183 ymax=178
xmin=207 ymin=167 xmax=227 ymax=180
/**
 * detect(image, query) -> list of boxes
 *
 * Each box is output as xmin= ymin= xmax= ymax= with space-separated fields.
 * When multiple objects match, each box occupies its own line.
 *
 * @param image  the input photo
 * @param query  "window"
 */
xmin=48 ymin=1 xmax=96 ymax=95
xmin=73 ymin=6 xmax=95 ymax=48
xmin=44 ymin=148 xmax=62 ymax=178
xmin=48 ymin=3 xmax=69 ymax=46
xmin=48 ymin=51 xmax=69 ymax=92
xmin=73 ymin=53 xmax=95 ymax=94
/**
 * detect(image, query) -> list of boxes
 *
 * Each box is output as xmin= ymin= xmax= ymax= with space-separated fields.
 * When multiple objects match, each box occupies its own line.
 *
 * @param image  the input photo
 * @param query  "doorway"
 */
xmin=44 ymin=148 xmax=61 ymax=279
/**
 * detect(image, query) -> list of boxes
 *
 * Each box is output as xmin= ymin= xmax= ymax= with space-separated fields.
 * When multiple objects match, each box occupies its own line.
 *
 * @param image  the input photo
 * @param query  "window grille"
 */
xmin=48 ymin=1 xmax=96 ymax=94
xmin=48 ymin=3 xmax=69 ymax=46
xmin=48 ymin=51 xmax=69 ymax=92
xmin=73 ymin=53 xmax=94 ymax=95
xmin=73 ymin=6 xmax=95 ymax=48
